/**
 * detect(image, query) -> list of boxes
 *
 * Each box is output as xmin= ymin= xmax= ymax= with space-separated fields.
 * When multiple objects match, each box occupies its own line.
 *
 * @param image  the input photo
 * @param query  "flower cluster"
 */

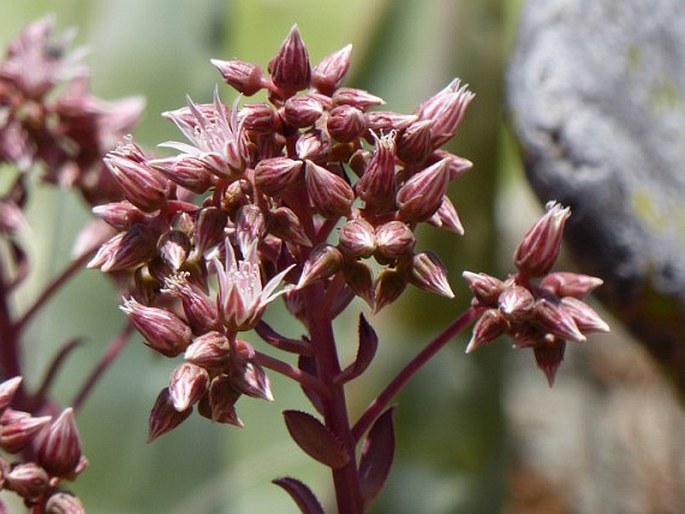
xmin=89 ymin=25 xmax=474 ymax=439
xmin=0 ymin=15 xmax=143 ymax=206
xmin=0 ymin=377 xmax=86 ymax=513
xmin=463 ymin=202 xmax=610 ymax=385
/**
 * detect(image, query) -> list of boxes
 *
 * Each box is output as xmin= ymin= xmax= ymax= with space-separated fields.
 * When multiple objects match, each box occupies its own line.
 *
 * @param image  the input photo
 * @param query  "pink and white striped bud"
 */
xmin=312 ymin=44 xmax=352 ymax=95
xmin=201 ymin=375 xmax=243 ymax=426
xmin=375 ymin=221 xmax=415 ymax=261
xmin=365 ymin=111 xmax=417 ymax=133
xmin=163 ymin=274 xmax=219 ymax=334
xmin=417 ymin=79 xmax=474 ymax=146
xmin=437 ymin=151 xmax=473 ymax=180
xmin=427 ymin=195 xmax=464 ymax=235
xmin=238 ymin=103 xmax=276 ymax=134
xmin=158 ymin=230 xmax=191 ymax=270
xmin=147 ymin=387 xmax=192 ymax=442
xmin=104 ymin=147 xmax=170 ymax=212
xmin=253 ymin=157 xmax=303 ymax=195
xmin=185 ymin=331 xmax=231 ymax=369
xmin=233 ymin=362 xmax=273 ymax=401
xmin=88 ymin=224 xmax=158 ymax=272
xmin=296 ymin=131 xmax=329 ymax=161
xmin=169 ymin=363 xmax=209 ymax=412
xmin=46 ymin=492 xmax=86 ymax=514
xmin=283 ymin=93 xmax=325 ymax=128
xmin=211 ymin=58 xmax=264 ymax=96
xmin=409 ymin=251 xmax=454 ymax=298
xmin=514 ymin=201 xmax=571 ymax=278
xmin=5 ymin=462 xmax=49 ymax=500
xmin=297 ymin=244 xmax=343 ymax=289
xmin=92 ymin=201 xmax=149 ymax=231
xmin=396 ymin=158 xmax=450 ymax=222
xmin=327 ymin=105 xmax=366 ymax=143
xmin=333 ymin=87 xmax=385 ymax=111
xmin=465 ymin=308 xmax=507 ymax=353
xmin=304 ymin=161 xmax=354 ymax=218
xmin=540 ymin=272 xmax=604 ymax=298
xmin=373 ymin=268 xmax=408 ymax=313
xmin=341 ymin=259 xmax=374 ymax=306
xmin=236 ymin=204 xmax=267 ymax=256
xmin=120 ymin=298 xmax=192 ymax=357
xmin=560 ymin=297 xmax=610 ymax=334
xmin=268 ymin=25 xmax=311 ymax=93
xmin=195 ymin=207 xmax=228 ymax=256
xmin=498 ymin=285 xmax=535 ymax=322
xmin=462 ymin=271 xmax=506 ymax=306
xmin=338 ymin=219 xmax=376 ymax=258
xmin=148 ymin=155 xmax=215 ymax=194
xmin=356 ymin=133 xmax=396 ymax=212
xmin=0 ymin=377 xmax=22 ymax=414
xmin=35 ymin=408 xmax=82 ymax=477
xmin=0 ymin=414 xmax=51 ymax=454
xmin=534 ymin=338 xmax=566 ymax=387
xmin=533 ymin=298 xmax=586 ymax=344
xmin=397 ymin=120 xmax=433 ymax=164
xmin=270 ymin=206 xmax=312 ymax=247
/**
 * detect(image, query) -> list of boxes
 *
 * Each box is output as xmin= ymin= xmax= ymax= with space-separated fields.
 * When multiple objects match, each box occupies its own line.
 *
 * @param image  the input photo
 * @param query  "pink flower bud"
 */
xmin=185 ymin=331 xmax=231 ymax=369
xmin=200 ymin=375 xmax=243 ymax=426
xmin=534 ymin=338 xmax=566 ymax=387
xmin=312 ymin=44 xmax=352 ymax=95
xmin=233 ymin=361 xmax=273 ymax=401
xmin=195 ymin=207 xmax=228 ymax=256
xmin=238 ymin=103 xmax=276 ymax=134
xmin=356 ymin=133 xmax=396 ymax=212
xmin=147 ymin=387 xmax=192 ymax=442
xmin=211 ymin=58 xmax=264 ymax=96
xmin=296 ymin=131 xmax=330 ymax=161
xmin=560 ymin=297 xmax=610 ymax=334
xmin=304 ymin=161 xmax=354 ymax=218
xmin=327 ymin=105 xmax=366 ymax=143
xmin=236 ymin=204 xmax=267 ymax=256
xmin=397 ymin=120 xmax=433 ymax=164
xmin=158 ymin=230 xmax=191 ymax=270
xmin=540 ymin=272 xmax=604 ymax=298
xmin=514 ymin=201 xmax=571 ymax=278
xmin=332 ymin=87 xmax=385 ymax=111
xmin=268 ymin=25 xmax=311 ymax=93
xmin=338 ymin=219 xmax=376 ymax=258
xmin=46 ymin=492 xmax=86 ymax=514
xmin=0 ymin=376 xmax=22 ymax=414
xmin=283 ymin=93 xmax=325 ymax=128
xmin=270 ymin=206 xmax=312 ymax=247
xmin=297 ymin=244 xmax=343 ymax=289
xmin=365 ymin=111 xmax=417 ymax=133
xmin=375 ymin=221 xmax=415 ymax=260
xmin=92 ymin=201 xmax=149 ymax=231
xmin=373 ymin=268 xmax=408 ymax=313
xmin=341 ymin=259 xmax=374 ymax=306
xmin=533 ymin=298 xmax=586 ymax=344
xmin=88 ymin=224 xmax=157 ymax=272
xmin=397 ymin=158 xmax=450 ymax=222
xmin=254 ymin=157 xmax=303 ymax=194
xmin=427 ymin=195 xmax=464 ymax=235
xmin=35 ymin=408 xmax=82 ymax=477
xmin=5 ymin=462 xmax=49 ymax=500
xmin=417 ymin=79 xmax=474 ymax=146
xmin=465 ymin=308 xmax=507 ymax=353
xmin=0 ymin=414 xmax=51 ymax=454
xmin=409 ymin=251 xmax=454 ymax=298
xmin=437 ymin=151 xmax=473 ymax=180
xmin=163 ymin=274 xmax=219 ymax=334
xmin=462 ymin=271 xmax=505 ymax=306
xmin=120 ymin=298 xmax=192 ymax=357
xmin=148 ymin=155 xmax=215 ymax=194
xmin=169 ymin=363 xmax=209 ymax=412
xmin=498 ymin=285 xmax=535 ymax=322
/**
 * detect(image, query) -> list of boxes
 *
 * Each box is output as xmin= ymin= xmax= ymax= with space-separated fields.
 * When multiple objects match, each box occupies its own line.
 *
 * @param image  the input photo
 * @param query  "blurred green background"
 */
xmin=1 ymin=1 xmax=531 ymax=512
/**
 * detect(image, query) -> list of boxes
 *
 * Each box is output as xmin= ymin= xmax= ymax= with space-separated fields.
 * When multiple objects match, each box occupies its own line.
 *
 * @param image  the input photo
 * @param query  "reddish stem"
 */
xmin=352 ymin=306 xmax=482 ymax=442
xmin=254 ymin=350 xmax=329 ymax=399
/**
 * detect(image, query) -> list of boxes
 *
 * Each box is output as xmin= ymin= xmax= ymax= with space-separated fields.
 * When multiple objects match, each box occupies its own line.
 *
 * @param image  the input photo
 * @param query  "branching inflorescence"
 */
xmin=0 ymin=18 xmax=610 ymax=514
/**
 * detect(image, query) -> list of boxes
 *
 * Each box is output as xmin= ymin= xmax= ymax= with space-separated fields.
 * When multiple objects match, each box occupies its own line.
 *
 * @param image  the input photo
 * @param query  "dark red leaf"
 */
xmin=273 ymin=477 xmax=325 ymax=514
xmin=358 ymin=407 xmax=395 ymax=507
xmin=283 ymin=410 xmax=350 ymax=469
xmin=335 ymin=313 xmax=378 ymax=384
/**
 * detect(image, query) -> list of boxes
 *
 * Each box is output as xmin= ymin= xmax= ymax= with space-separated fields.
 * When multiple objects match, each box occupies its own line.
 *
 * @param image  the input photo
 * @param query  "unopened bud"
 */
xmin=409 ymin=251 xmax=454 ymax=298
xmin=185 ymin=331 xmax=231 ymax=369
xmin=92 ymin=201 xmax=149 ymax=231
xmin=163 ymin=274 xmax=218 ymax=334
xmin=540 ymin=272 xmax=604 ymax=298
xmin=534 ymin=338 xmax=566 ymax=387
xmin=169 ymin=363 xmax=209 ymax=412
xmin=396 ymin=120 xmax=433 ymax=164
xmin=195 ymin=207 xmax=228 ymax=256
xmin=46 ymin=492 xmax=86 ymax=514
xmin=533 ymin=298 xmax=586 ymax=344
xmin=238 ymin=103 xmax=275 ymax=134
xmin=397 ymin=158 xmax=450 ymax=222
xmin=5 ymin=462 xmax=49 ymax=500
xmin=35 ymin=408 xmax=82 ymax=477
xmin=297 ymin=244 xmax=343 ymax=288
xmin=356 ymin=133 xmax=397 ymax=212
xmin=327 ymin=105 xmax=365 ymax=143
xmin=201 ymin=375 xmax=243 ymax=426
xmin=232 ymin=362 xmax=273 ymax=401
xmin=0 ymin=377 xmax=22 ymax=414
xmin=270 ymin=206 xmax=312 ymax=247
xmin=296 ymin=131 xmax=329 ymax=161
xmin=462 ymin=271 xmax=505 ymax=306
xmin=560 ymin=297 xmax=610 ymax=334
xmin=304 ymin=161 xmax=354 ymax=218
xmin=120 ymin=297 xmax=192 ymax=357
xmin=375 ymin=221 xmax=415 ymax=260
xmin=253 ymin=157 xmax=303 ymax=195
xmin=211 ymin=58 xmax=264 ymax=96
xmin=148 ymin=155 xmax=214 ymax=194
xmin=417 ymin=79 xmax=474 ymax=146
xmin=465 ymin=308 xmax=507 ymax=353
xmin=148 ymin=387 xmax=192 ymax=442
xmin=269 ymin=25 xmax=311 ymax=93
xmin=0 ymin=414 xmax=51 ymax=454
xmin=438 ymin=151 xmax=473 ymax=180
xmin=373 ymin=268 xmax=408 ymax=313
xmin=236 ymin=204 xmax=267 ymax=257
xmin=104 ymin=148 xmax=170 ymax=212
xmin=365 ymin=111 xmax=417 ymax=133
xmin=338 ymin=219 xmax=376 ymax=258
xmin=283 ymin=93 xmax=325 ymax=128
xmin=427 ymin=195 xmax=464 ymax=235
xmin=158 ymin=230 xmax=191 ymax=270
xmin=514 ymin=201 xmax=571 ymax=278
xmin=88 ymin=224 xmax=157 ymax=272
xmin=341 ymin=259 xmax=374 ymax=306
xmin=498 ymin=285 xmax=535 ymax=322
xmin=332 ymin=87 xmax=385 ymax=111
xmin=312 ymin=44 xmax=352 ymax=95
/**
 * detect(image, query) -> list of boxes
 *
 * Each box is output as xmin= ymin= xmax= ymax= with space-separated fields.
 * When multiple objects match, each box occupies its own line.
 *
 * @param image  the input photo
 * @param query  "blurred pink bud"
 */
xmin=356 ymin=133 xmax=396 ymax=212
xmin=373 ymin=268 xmax=408 ymax=313
xmin=396 ymin=158 xmax=450 ymax=222
xmin=409 ymin=251 xmax=454 ymax=298
xmin=0 ymin=376 xmax=22 ymax=414
xmin=185 ymin=331 xmax=231 ymax=369
xmin=312 ymin=44 xmax=352 ymax=95
xmin=304 ymin=161 xmax=354 ymax=218
xmin=540 ymin=272 xmax=604 ymax=298
xmin=297 ymin=244 xmax=343 ymax=289
xmin=195 ymin=207 xmax=228 ymax=256
xmin=120 ymin=298 xmax=192 ymax=357
xmin=211 ymin=58 xmax=264 ymax=96
xmin=254 ymin=157 xmax=303 ymax=194
xmin=465 ymin=308 xmax=507 ymax=353
xmin=0 ymin=414 xmax=51 ymax=454
xmin=92 ymin=201 xmax=149 ymax=231
xmin=270 ymin=206 xmax=312 ymax=247
xmin=327 ymin=105 xmax=366 ymax=143
xmin=35 ymin=408 xmax=82 ymax=477
xmin=158 ymin=230 xmax=191 ymax=270
xmin=341 ymin=259 xmax=375 ymax=306
xmin=560 ymin=297 xmax=610 ymax=334
xmin=338 ymin=219 xmax=376 ymax=258
xmin=0 ymin=201 xmax=29 ymax=236
xmin=333 ymin=87 xmax=385 ymax=111
xmin=374 ymin=221 xmax=415 ymax=260
xmin=533 ymin=298 xmax=586 ymax=343
xmin=417 ymin=79 xmax=474 ymax=146
xmin=396 ymin=120 xmax=433 ymax=164
xmin=5 ymin=462 xmax=49 ymax=500
xmin=268 ymin=25 xmax=311 ymax=93
xmin=148 ymin=155 xmax=215 ymax=194
xmin=238 ymin=103 xmax=276 ymax=134
xmin=514 ymin=201 xmax=571 ymax=278
xmin=534 ymin=338 xmax=566 ymax=387
xmin=498 ymin=285 xmax=535 ymax=322
xmin=365 ymin=111 xmax=417 ymax=133
xmin=148 ymin=387 xmax=192 ymax=442
xmin=169 ymin=363 xmax=209 ymax=412
xmin=427 ymin=195 xmax=464 ymax=235
xmin=46 ymin=492 xmax=86 ymax=514
xmin=462 ymin=271 xmax=506 ymax=306
xmin=283 ymin=93 xmax=325 ymax=128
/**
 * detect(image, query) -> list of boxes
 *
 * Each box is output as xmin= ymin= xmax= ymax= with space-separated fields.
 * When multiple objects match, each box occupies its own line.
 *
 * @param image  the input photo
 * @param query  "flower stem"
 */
xmin=352 ymin=306 xmax=481 ymax=442
xmin=254 ymin=350 xmax=328 ymax=399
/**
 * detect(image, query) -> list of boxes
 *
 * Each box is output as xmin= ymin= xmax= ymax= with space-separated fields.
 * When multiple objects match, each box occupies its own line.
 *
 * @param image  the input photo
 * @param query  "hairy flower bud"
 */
xmin=514 ymin=201 xmax=570 ymax=278
xmin=465 ymin=308 xmax=507 ymax=353
xmin=35 ymin=408 xmax=82 ymax=477
xmin=148 ymin=387 xmax=192 ymax=442
xmin=375 ymin=221 xmax=415 ymax=260
xmin=297 ymin=244 xmax=343 ymax=289
xmin=211 ymin=58 xmax=264 ymax=96
xmin=120 ymin=298 xmax=192 ymax=357
xmin=327 ymin=105 xmax=365 ymax=143
xmin=409 ymin=251 xmax=454 ymax=298
xmin=5 ymin=462 xmax=49 ymax=500
xmin=268 ymin=25 xmax=311 ymax=93
xmin=46 ymin=492 xmax=86 ymax=514
xmin=0 ymin=414 xmax=51 ymax=453
xmin=338 ymin=219 xmax=376 ymax=258
xmin=253 ymin=157 xmax=303 ymax=195
xmin=169 ymin=363 xmax=209 ymax=412
xmin=396 ymin=158 xmax=450 ymax=222
xmin=396 ymin=119 xmax=433 ymax=164
xmin=312 ymin=44 xmax=352 ymax=95
xmin=332 ymin=87 xmax=385 ymax=111
xmin=304 ymin=161 xmax=354 ymax=218
xmin=185 ymin=331 xmax=231 ymax=369
xmin=283 ymin=93 xmax=325 ymax=128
